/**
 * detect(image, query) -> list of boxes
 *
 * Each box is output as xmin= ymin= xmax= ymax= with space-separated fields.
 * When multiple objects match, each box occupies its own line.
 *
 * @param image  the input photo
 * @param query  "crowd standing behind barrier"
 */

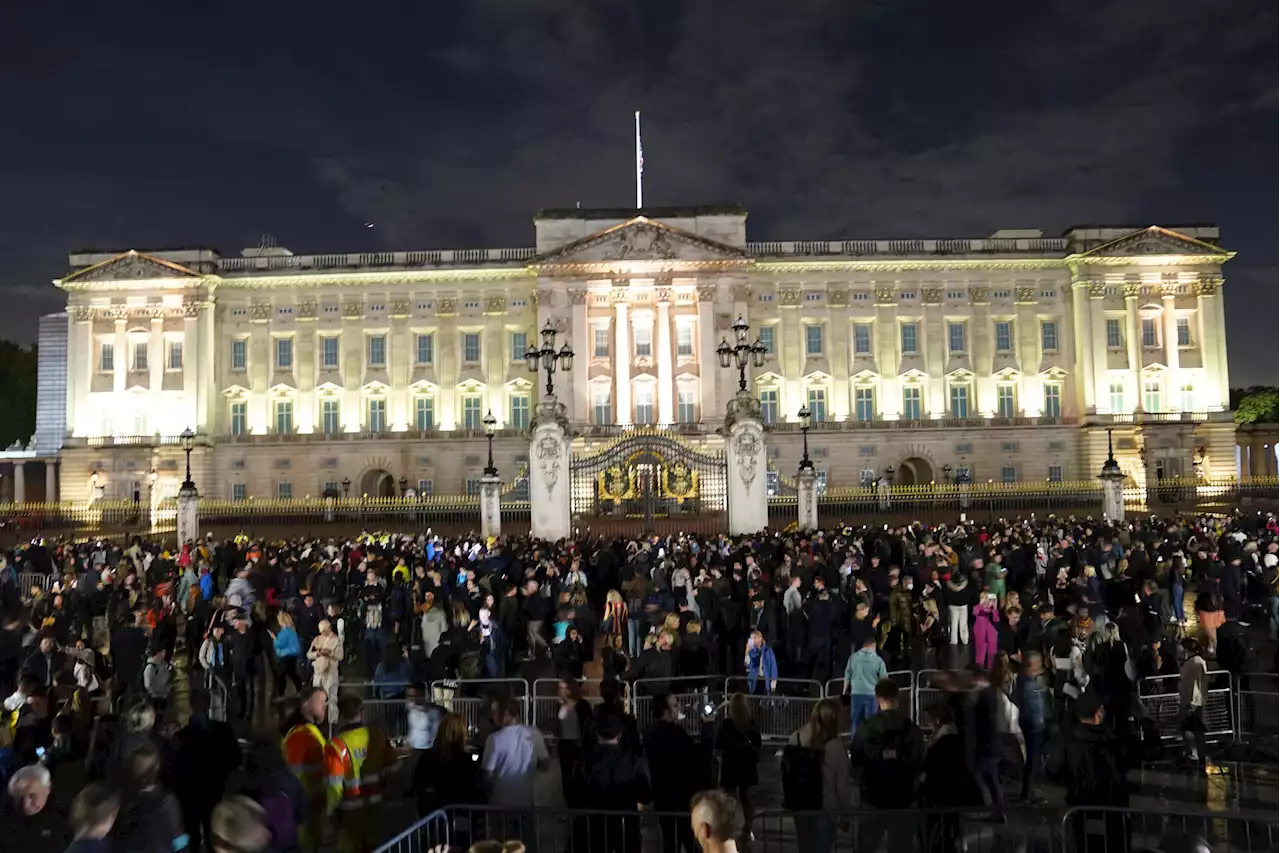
xmin=0 ymin=510 xmax=1276 ymax=853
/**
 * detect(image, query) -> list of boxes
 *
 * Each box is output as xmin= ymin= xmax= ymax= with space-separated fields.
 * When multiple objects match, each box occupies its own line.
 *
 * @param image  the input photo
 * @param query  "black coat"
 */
xmin=715 ymin=719 xmax=761 ymax=788
xmin=1062 ymin=722 xmax=1130 ymax=807
xmin=644 ymin=720 xmax=712 ymax=810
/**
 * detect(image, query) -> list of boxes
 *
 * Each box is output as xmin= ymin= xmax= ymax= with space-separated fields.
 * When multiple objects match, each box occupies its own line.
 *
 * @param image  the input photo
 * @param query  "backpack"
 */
xmin=260 ymin=790 xmax=299 ymax=850
xmin=780 ymin=743 xmax=824 ymax=809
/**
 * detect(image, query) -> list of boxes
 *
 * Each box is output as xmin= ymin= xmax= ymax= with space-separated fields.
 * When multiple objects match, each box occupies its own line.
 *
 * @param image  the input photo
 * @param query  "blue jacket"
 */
xmin=844 ymin=647 xmax=887 ymax=695
xmin=745 ymin=644 xmax=778 ymax=695
xmin=273 ymin=626 xmax=301 ymax=660
xmin=199 ymin=572 xmax=214 ymax=601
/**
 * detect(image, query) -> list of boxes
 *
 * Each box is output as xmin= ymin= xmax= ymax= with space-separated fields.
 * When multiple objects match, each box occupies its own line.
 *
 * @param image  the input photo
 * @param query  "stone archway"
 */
xmin=360 ymin=468 xmax=396 ymax=498
xmin=895 ymin=456 xmax=935 ymax=486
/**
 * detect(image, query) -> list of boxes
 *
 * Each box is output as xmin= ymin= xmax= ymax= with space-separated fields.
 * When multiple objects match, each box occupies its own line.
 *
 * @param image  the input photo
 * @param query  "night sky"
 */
xmin=3 ymin=1 xmax=1275 ymax=384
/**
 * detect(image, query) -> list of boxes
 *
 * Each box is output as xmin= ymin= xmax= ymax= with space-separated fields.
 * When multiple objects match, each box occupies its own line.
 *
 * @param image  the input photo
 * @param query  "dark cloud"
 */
xmin=0 ymin=0 xmax=1274 ymax=383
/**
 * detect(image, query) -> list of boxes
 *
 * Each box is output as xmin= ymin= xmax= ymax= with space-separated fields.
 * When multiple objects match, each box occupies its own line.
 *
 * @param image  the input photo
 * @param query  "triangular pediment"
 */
xmin=535 ymin=217 xmax=749 ymax=266
xmin=1040 ymin=366 xmax=1068 ymax=379
xmin=362 ymin=381 xmax=390 ymax=394
xmin=63 ymin=250 xmax=205 ymax=283
xmin=993 ymin=367 xmax=1020 ymax=380
xmin=754 ymin=371 xmax=785 ymax=384
xmin=1079 ymin=227 xmax=1231 ymax=259
xmin=315 ymin=381 xmax=344 ymax=395
xmin=900 ymin=368 xmax=928 ymax=381
xmin=222 ymin=384 xmax=251 ymax=398
xmin=851 ymin=369 xmax=880 ymax=382
xmin=269 ymin=383 xmax=296 ymax=396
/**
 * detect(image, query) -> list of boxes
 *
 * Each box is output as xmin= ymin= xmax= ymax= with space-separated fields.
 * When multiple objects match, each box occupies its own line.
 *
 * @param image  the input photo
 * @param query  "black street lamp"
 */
xmin=715 ymin=315 xmax=767 ymax=393
xmin=482 ymin=410 xmax=498 ymax=476
xmin=180 ymin=428 xmax=195 ymax=489
xmin=525 ymin=320 xmax=574 ymax=397
xmin=885 ymin=465 xmax=896 ymax=481
xmin=341 ymin=477 xmax=351 ymax=497
xmin=797 ymin=405 xmax=814 ymax=472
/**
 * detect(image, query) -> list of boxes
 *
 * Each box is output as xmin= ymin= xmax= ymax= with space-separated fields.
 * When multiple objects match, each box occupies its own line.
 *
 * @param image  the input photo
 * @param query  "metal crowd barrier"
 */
xmin=630 ymin=675 xmax=728 ymax=734
xmin=531 ymin=677 xmax=606 ymax=742
xmin=375 ymin=808 xmax=451 ymax=853
xmin=750 ymin=808 xmax=1056 ymax=853
xmin=1060 ymin=805 xmax=1278 ymax=853
xmin=428 ymin=677 xmax=530 ymax=742
xmin=1233 ymin=672 xmax=1278 ymax=761
xmin=822 ymin=670 xmax=914 ymax=722
xmin=725 ymin=677 xmax=824 ymax=742
xmin=16 ymin=571 xmax=55 ymax=594
xmin=1138 ymin=670 xmax=1235 ymax=743
xmin=913 ymin=669 xmax=947 ymax=733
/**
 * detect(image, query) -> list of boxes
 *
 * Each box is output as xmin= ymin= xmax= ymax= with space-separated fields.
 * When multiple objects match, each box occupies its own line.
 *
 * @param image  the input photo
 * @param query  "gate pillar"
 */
xmin=796 ymin=467 xmax=819 ymax=531
xmin=530 ymin=396 xmax=572 ymax=541
xmin=480 ymin=473 xmax=502 ymax=539
xmin=724 ymin=389 xmax=768 ymax=535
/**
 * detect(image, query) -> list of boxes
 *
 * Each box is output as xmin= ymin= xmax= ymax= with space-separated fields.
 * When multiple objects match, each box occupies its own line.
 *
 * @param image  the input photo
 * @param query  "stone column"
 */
xmin=613 ymin=296 xmax=631 ymax=425
xmin=480 ymin=473 xmax=502 ymax=539
xmin=656 ymin=290 xmax=674 ymax=424
xmin=529 ymin=397 xmax=572 ymax=541
xmin=177 ymin=481 xmax=199 ymax=546
xmin=796 ymin=467 xmax=818 ymax=531
xmin=1098 ymin=430 xmax=1126 ymax=522
xmin=1124 ymin=289 xmax=1142 ymax=410
xmin=724 ymin=390 xmax=768 ymax=535
xmin=13 ymin=463 xmax=25 ymax=504
xmin=1162 ymin=293 xmax=1180 ymax=408
xmin=570 ymin=290 xmax=589 ymax=423
xmin=45 ymin=462 xmax=56 ymax=503
xmin=1071 ymin=281 xmax=1095 ymax=413
xmin=697 ymin=285 xmax=718 ymax=420
xmin=1088 ymin=289 xmax=1111 ymax=412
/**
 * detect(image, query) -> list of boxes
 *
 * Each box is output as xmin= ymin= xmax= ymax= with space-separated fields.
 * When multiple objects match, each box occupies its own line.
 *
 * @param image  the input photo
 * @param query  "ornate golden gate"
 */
xmin=569 ymin=428 xmax=727 ymax=534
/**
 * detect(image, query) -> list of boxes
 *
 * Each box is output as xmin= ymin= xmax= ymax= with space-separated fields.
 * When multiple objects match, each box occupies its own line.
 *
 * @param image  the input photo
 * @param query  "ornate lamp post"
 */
xmin=525 ymin=320 xmax=574 ymax=397
xmin=180 ymin=428 xmax=195 ymax=489
xmin=716 ymin=316 xmax=767 ymax=393
xmin=482 ymin=410 xmax=498 ymax=476
xmin=797 ymin=405 xmax=814 ymax=472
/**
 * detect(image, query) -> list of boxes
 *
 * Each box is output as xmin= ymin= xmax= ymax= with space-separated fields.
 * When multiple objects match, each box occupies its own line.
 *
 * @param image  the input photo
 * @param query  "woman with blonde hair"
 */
xmin=602 ymin=589 xmax=628 ymax=643
xmin=784 ymin=699 xmax=851 ymax=852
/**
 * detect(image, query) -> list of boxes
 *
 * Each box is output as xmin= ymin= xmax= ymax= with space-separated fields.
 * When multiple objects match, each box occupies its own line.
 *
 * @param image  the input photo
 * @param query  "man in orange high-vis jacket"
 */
xmin=324 ymin=695 xmax=397 ymax=853
xmin=283 ymin=686 xmax=330 ymax=852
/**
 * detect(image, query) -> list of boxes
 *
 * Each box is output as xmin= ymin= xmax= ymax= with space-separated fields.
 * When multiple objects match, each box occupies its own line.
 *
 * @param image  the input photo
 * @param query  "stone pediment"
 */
xmin=535 ymin=217 xmax=748 ymax=267
xmin=63 ymin=250 xmax=205 ymax=283
xmin=1079 ymin=227 xmax=1231 ymax=259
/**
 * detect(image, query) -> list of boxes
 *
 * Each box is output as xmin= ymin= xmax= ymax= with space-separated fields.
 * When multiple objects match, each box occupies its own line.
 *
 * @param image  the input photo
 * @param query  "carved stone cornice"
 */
xmin=1088 ymin=282 xmax=1107 ymax=298
xmin=1194 ymin=276 xmax=1223 ymax=296
xmin=71 ymin=305 xmax=94 ymax=322
xmin=181 ymin=301 xmax=203 ymax=318
xmin=211 ymin=268 xmax=535 ymax=289
xmin=103 ymin=305 xmax=129 ymax=320
xmin=1121 ymin=283 xmax=1143 ymax=298
xmin=756 ymin=258 xmax=1063 ymax=274
xmin=569 ymin=289 xmax=588 ymax=305
xmin=610 ymin=289 xmax=629 ymax=304
xmin=250 ymin=302 xmax=272 ymax=321
xmin=655 ymin=287 xmax=672 ymax=304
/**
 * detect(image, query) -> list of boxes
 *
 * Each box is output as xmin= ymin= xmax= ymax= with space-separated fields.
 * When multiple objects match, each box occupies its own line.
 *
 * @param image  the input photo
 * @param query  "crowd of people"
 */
xmin=0 ymin=509 xmax=1273 ymax=853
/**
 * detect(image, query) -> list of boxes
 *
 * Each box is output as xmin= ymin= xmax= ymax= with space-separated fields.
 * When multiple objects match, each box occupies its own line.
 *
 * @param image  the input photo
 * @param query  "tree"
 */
xmin=1233 ymin=386 xmax=1279 ymax=425
xmin=0 ymin=341 xmax=37 ymax=448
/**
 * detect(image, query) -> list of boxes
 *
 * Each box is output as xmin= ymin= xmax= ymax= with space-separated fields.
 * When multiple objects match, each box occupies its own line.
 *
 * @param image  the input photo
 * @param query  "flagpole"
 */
xmin=635 ymin=110 xmax=643 ymax=209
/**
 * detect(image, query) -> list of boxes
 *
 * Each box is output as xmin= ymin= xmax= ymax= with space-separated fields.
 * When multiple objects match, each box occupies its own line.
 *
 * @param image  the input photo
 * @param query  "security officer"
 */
xmin=324 ymin=694 xmax=396 ymax=853
xmin=282 ymin=686 xmax=329 ymax=852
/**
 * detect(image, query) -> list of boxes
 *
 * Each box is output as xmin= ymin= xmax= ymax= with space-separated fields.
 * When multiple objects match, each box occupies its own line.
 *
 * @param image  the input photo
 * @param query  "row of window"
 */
xmin=98 ymin=341 xmax=183 ymax=373
xmin=591 ymin=324 xmax=696 ymax=358
xmin=755 ymin=384 xmax=1052 ymax=422
xmin=1106 ymin=316 xmax=1193 ymax=349
xmin=783 ymin=319 xmax=1061 ymax=358
xmin=231 ymin=479 xmax=467 ymax=501
xmin=228 ymin=331 xmax=511 ymax=373
xmin=230 ymin=393 xmax=533 ymax=436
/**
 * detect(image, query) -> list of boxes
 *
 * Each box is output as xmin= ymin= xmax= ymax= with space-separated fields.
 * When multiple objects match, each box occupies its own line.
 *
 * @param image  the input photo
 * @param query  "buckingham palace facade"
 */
xmin=45 ymin=206 xmax=1236 ymax=505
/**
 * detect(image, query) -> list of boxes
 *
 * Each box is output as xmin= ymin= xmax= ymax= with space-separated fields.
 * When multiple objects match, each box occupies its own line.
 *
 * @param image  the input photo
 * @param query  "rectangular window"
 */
xmin=1141 ymin=318 xmax=1158 ymax=348
xmin=322 ymin=399 xmax=341 ymax=434
xmin=1048 ymin=465 xmax=1063 ymax=483
xmin=167 ymin=341 xmax=183 ymax=370
xmin=634 ymin=326 xmax=652 ymax=357
xmin=132 ymin=341 xmax=148 ymax=371
xmin=1106 ymin=318 xmax=1123 ymax=349
xmin=1040 ymin=321 xmax=1059 ymax=352
xmin=462 ymin=395 xmax=482 ymax=429
xmin=1001 ymin=465 xmax=1017 ymax=484
xmin=510 ymin=394 xmax=530 ymax=429
xmin=677 ymin=390 xmax=696 ymax=423
xmin=949 ymin=384 xmax=969 ymax=418
xmin=1180 ymin=383 xmax=1196 ymax=413
xmin=232 ymin=483 xmax=247 ymax=501
xmin=1176 ymin=317 xmax=1191 ymax=347
xmin=1043 ymin=383 xmax=1062 ymax=418
xmin=593 ymin=328 xmax=610 ymax=358
xmin=676 ymin=323 xmax=694 ymax=357
xmin=368 ymin=335 xmax=386 ymax=367
xmin=99 ymin=343 xmax=114 ymax=373
xmin=859 ymin=469 xmax=877 ymax=487
xmin=854 ymin=387 xmax=875 ymax=422
xmin=1143 ymin=379 xmax=1162 ymax=413
xmin=1109 ymin=381 xmax=1126 ymax=414
xmin=759 ymin=389 xmax=778 ymax=425
xmin=592 ymin=387 xmax=612 ymax=425
xmin=321 ymin=336 xmax=340 ymax=369
xmin=231 ymin=339 xmax=247 ymax=370
xmin=466 ymin=479 xmax=482 ymax=498
xmin=994 ymin=321 xmax=1012 ymax=353
xmin=417 ymin=479 xmax=432 ymax=496
xmin=463 ymin=333 xmax=481 ymax=363
xmin=758 ymin=326 xmax=775 ymax=355
xmin=853 ymin=324 xmax=871 ymax=355
xmin=415 ymin=397 xmax=434 ymax=431
xmin=902 ymin=386 xmax=922 ymax=421
xmin=635 ymin=387 xmax=655 ymax=425
xmin=278 ymin=481 xmax=292 ymax=500
xmin=275 ymin=337 xmax=293 ymax=370
xmin=274 ymin=400 xmax=293 ymax=434
xmin=368 ymin=399 xmax=386 ymax=432
xmin=230 ymin=402 xmax=247 ymax=436
xmin=901 ymin=323 xmax=918 ymax=355
xmin=511 ymin=332 xmax=528 ymax=363
xmin=997 ymin=385 xmax=1016 ymax=418
xmin=804 ymin=325 xmax=823 ymax=356
xmin=415 ymin=334 xmax=434 ymax=365
xmin=806 ymin=388 xmax=827 ymax=422
xmin=948 ymin=322 xmax=966 ymax=354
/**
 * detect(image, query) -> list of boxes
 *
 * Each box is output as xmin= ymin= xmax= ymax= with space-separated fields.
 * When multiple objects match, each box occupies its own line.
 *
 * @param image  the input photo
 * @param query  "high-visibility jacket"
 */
xmin=324 ymin=725 xmax=393 ymax=815
xmin=283 ymin=722 xmax=328 ymax=802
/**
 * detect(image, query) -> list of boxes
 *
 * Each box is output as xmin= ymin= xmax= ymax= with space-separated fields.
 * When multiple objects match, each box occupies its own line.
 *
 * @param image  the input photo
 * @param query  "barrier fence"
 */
xmin=1137 ymin=669 xmax=1234 ymax=743
xmin=1233 ymin=672 xmax=1278 ymax=761
xmin=1060 ymin=806 xmax=1277 ymax=853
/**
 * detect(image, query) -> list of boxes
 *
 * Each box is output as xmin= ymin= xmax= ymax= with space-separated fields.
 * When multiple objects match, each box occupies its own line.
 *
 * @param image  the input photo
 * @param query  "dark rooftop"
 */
xmin=535 ymin=205 xmax=747 ymax=221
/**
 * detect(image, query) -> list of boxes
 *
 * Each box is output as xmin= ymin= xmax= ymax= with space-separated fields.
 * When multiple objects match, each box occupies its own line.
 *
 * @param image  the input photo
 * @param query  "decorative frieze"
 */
xmin=484 ymin=296 xmax=506 ymax=314
xmin=828 ymin=289 xmax=848 ymax=308
xmin=250 ymin=302 xmax=272 ymax=320
xmin=696 ymin=285 xmax=717 ymax=301
xmin=437 ymin=298 xmax=457 ymax=315
xmin=921 ymin=286 xmax=942 ymax=304
xmin=874 ymin=286 xmax=896 ymax=304
xmin=569 ymin=289 xmax=588 ymax=305
xmin=968 ymin=287 xmax=989 ymax=304
xmin=389 ymin=299 xmax=410 ymax=317
xmin=342 ymin=300 xmax=364 ymax=318
xmin=779 ymin=287 xmax=802 ymax=306
xmin=296 ymin=300 xmax=317 ymax=319
xmin=1014 ymin=286 xmax=1037 ymax=303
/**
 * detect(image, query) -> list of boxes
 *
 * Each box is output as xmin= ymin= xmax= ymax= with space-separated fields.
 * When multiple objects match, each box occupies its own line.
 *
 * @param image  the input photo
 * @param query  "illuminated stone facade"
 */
xmin=52 ymin=207 xmax=1237 ymax=504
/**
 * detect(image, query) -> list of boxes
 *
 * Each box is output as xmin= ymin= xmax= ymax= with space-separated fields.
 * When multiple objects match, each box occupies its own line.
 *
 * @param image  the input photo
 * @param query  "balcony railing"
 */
xmin=216 ymin=247 xmax=536 ymax=274
xmin=746 ymin=237 xmax=1067 ymax=257
xmin=1084 ymin=411 xmax=1227 ymax=425
xmin=764 ymin=415 xmax=1077 ymax=433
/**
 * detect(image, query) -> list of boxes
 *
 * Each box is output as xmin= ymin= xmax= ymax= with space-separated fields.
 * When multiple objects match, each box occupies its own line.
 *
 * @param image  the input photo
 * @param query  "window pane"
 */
xmin=275 ymin=401 xmax=293 ymax=434
xmin=901 ymin=323 xmax=918 ymax=354
xmin=1180 ymin=384 xmax=1196 ymax=412
xmin=902 ymin=387 xmax=921 ymax=420
xmin=230 ymin=402 xmax=246 ymax=436
xmin=854 ymin=387 xmax=875 ymax=421
xmin=1001 ymin=465 xmax=1017 ymax=484
xmin=368 ymin=399 xmax=386 ymax=432
xmin=1043 ymin=384 xmax=1061 ymax=418
xmin=100 ymin=343 xmax=114 ymax=372
xmin=133 ymin=342 xmax=148 ymax=371
xmin=1040 ymin=321 xmax=1058 ymax=351
xmin=322 ymin=337 xmax=340 ymax=368
xmin=510 ymin=395 xmax=530 ymax=429
xmin=232 ymin=483 xmax=247 ymax=501
xmin=1106 ymin=318 xmax=1122 ymax=348
xmin=997 ymin=385 xmax=1015 ymax=418
xmin=463 ymin=397 xmax=482 ymax=429
xmin=1048 ymin=465 xmax=1063 ymax=483
xmin=594 ymin=328 xmax=610 ymax=358
xmin=1109 ymin=381 xmax=1126 ymax=414
xmin=949 ymin=385 xmax=969 ymax=418
xmin=948 ymin=322 xmax=965 ymax=353
xmin=635 ymin=387 xmax=654 ymax=424
xmin=758 ymin=326 xmax=775 ymax=355
xmin=1143 ymin=380 xmax=1161 ymax=412
xmin=463 ymin=334 xmax=481 ymax=363
xmin=278 ymin=481 xmax=292 ymax=500
xmin=1176 ymin=318 xmax=1191 ymax=347
xmin=759 ymin=389 xmax=778 ymax=425
xmin=415 ymin=397 xmax=434 ymax=431
xmin=276 ymin=338 xmax=292 ymax=369
xmin=368 ymin=335 xmax=386 ymax=366
xmin=1141 ymin=319 xmax=1157 ymax=347
xmin=994 ymin=322 xmax=1011 ymax=353
xmin=231 ymin=339 xmax=246 ymax=370
xmin=676 ymin=324 xmax=694 ymax=356
xmin=805 ymin=326 xmax=823 ymax=356
xmin=634 ymin=326 xmax=652 ymax=357
xmin=322 ymin=400 xmax=341 ymax=434
xmin=806 ymin=389 xmax=826 ymax=422
xmin=416 ymin=334 xmax=434 ymax=365
xmin=168 ymin=341 xmax=183 ymax=370
xmin=511 ymin=332 xmax=528 ymax=363
xmin=854 ymin=324 xmax=871 ymax=354
xmin=592 ymin=388 xmax=612 ymax=425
